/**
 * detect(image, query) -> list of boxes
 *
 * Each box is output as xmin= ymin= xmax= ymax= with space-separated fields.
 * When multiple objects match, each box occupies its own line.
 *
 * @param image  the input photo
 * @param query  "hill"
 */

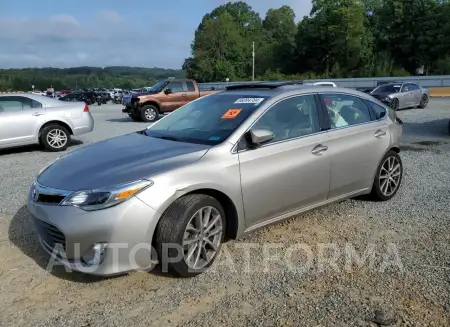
xmin=0 ymin=66 xmax=186 ymax=91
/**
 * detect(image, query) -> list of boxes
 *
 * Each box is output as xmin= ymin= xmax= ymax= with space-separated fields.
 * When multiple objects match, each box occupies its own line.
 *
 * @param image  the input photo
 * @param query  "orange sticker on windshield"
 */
xmin=222 ymin=109 xmax=242 ymax=119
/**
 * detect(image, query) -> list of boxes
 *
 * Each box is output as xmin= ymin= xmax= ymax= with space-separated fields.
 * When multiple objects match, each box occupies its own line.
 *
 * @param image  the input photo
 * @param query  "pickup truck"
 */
xmin=122 ymin=79 xmax=219 ymax=122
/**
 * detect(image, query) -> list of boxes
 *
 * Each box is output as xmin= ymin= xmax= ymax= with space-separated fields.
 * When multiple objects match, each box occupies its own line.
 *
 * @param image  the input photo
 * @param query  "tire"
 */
xmin=141 ymin=105 xmax=159 ymax=122
xmin=390 ymin=98 xmax=399 ymax=111
xmin=370 ymin=150 xmax=403 ymax=201
xmin=448 ymin=119 xmax=450 ymax=136
xmin=155 ymin=194 xmax=226 ymax=277
xmin=128 ymin=112 xmax=141 ymax=121
xmin=418 ymin=95 xmax=428 ymax=108
xmin=40 ymin=124 xmax=71 ymax=152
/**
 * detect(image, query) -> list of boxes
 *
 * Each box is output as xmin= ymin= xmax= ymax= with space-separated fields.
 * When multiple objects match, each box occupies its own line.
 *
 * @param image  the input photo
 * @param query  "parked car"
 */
xmin=122 ymin=79 xmax=219 ymax=122
xmin=0 ymin=93 xmax=94 ymax=151
xmin=368 ymin=82 xmax=429 ymax=110
xmin=29 ymin=82 xmax=403 ymax=277
xmin=59 ymin=93 xmax=85 ymax=102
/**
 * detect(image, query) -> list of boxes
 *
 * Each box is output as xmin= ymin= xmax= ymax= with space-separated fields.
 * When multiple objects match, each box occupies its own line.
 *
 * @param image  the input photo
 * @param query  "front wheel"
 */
xmin=370 ymin=151 xmax=403 ymax=201
xmin=155 ymin=194 xmax=226 ymax=277
xmin=40 ymin=125 xmax=70 ymax=152
xmin=390 ymin=98 xmax=399 ymax=111
xmin=141 ymin=105 xmax=159 ymax=122
xmin=418 ymin=95 xmax=428 ymax=108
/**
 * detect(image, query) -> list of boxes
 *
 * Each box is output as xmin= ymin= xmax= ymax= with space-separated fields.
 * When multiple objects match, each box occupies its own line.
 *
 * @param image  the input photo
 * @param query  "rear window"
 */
xmin=145 ymin=93 xmax=268 ymax=145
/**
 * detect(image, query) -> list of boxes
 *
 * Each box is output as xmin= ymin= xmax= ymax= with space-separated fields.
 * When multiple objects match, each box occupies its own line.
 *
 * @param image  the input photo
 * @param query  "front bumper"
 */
xmin=27 ymin=192 xmax=161 ymax=276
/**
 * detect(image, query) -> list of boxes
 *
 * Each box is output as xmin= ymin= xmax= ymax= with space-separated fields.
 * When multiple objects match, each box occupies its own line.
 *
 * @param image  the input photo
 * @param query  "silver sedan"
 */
xmin=369 ymin=82 xmax=430 ymax=110
xmin=29 ymin=83 xmax=403 ymax=277
xmin=0 ymin=93 xmax=94 ymax=151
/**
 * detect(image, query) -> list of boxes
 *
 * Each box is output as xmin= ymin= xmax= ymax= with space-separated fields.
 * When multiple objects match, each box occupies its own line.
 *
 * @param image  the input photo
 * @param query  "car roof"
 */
xmin=222 ymin=83 xmax=373 ymax=100
xmin=0 ymin=93 xmax=67 ymax=106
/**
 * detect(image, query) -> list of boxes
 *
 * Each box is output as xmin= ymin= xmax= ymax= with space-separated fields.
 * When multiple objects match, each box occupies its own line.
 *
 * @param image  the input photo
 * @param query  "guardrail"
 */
xmin=198 ymin=75 xmax=450 ymax=90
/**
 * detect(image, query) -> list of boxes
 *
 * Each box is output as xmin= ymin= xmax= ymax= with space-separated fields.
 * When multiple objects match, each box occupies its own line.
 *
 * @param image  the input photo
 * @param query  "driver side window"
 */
xmin=251 ymin=94 xmax=320 ymax=144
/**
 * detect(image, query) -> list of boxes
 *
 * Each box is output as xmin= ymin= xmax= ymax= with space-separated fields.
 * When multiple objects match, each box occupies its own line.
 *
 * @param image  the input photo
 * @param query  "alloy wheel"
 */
xmin=46 ymin=129 xmax=68 ymax=149
xmin=182 ymin=206 xmax=223 ymax=270
xmin=379 ymin=156 xmax=401 ymax=197
xmin=391 ymin=99 xmax=399 ymax=111
xmin=144 ymin=108 xmax=157 ymax=121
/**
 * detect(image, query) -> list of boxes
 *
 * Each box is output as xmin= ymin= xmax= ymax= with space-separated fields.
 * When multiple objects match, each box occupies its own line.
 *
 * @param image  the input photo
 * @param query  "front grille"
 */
xmin=33 ymin=217 xmax=66 ymax=250
xmin=37 ymin=194 xmax=66 ymax=204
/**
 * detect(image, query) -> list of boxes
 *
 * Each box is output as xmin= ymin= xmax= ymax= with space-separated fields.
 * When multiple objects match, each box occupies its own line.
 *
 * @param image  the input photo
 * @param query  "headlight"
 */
xmin=60 ymin=180 xmax=153 ymax=211
xmin=383 ymin=97 xmax=391 ymax=102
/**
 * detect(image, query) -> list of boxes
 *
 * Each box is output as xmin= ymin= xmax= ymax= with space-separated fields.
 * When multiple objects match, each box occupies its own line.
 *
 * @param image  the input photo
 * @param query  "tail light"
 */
xmin=83 ymin=104 xmax=89 ymax=112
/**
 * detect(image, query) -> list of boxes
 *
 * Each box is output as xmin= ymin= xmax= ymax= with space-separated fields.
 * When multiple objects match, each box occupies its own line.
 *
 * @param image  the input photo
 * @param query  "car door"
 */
xmin=0 ymin=96 xmax=45 ymax=147
xmin=184 ymin=81 xmax=198 ymax=102
xmin=408 ymin=83 xmax=422 ymax=105
xmin=238 ymin=94 xmax=331 ymax=227
xmin=399 ymin=84 xmax=414 ymax=108
xmin=163 ymin=81 xmax=187 ymax=111
xmin=319 ymin=93 xmax=390 ymax=199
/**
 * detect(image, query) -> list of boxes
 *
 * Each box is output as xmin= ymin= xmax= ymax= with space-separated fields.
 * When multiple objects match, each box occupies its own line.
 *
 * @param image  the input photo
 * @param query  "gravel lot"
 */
xmin=0 ymin=101 xmax=449 ymax=327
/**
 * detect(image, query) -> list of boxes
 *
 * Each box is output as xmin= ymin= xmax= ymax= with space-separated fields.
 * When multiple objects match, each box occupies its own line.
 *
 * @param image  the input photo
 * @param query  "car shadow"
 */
xmin=9 ymin=205 xmax=179 ymax=282
xmin=401 ymin=118 xmax=449 ymax=139
xmin=0 ymin=140 xmax=83 ymax=156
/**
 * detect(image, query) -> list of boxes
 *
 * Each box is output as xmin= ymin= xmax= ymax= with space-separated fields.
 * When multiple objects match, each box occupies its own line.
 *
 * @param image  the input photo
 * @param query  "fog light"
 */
xmin=82 ymin=243 xmax=108 ymax=266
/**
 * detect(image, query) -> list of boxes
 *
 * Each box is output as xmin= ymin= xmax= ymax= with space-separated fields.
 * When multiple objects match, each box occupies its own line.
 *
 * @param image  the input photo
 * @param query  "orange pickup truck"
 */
xmin=122 ymin=79 xmax=219 ymax=122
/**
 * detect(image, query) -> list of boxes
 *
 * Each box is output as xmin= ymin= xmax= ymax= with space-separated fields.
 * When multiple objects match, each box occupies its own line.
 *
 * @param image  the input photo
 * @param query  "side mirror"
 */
xmin=247 ymin=129 xmax=274 ymax=147
xmin=164 ymin=88 xmax=172 ymax=94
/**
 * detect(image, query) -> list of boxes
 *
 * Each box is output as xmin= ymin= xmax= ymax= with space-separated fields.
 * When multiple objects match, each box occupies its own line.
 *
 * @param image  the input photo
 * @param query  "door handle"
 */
xmin=32 ymin=112 xmax=44 ymax=116
xmin=311 ymin=144 xmax=328 ymax=155
xmin=375 ymin=130 xmax=386 ymax=138
xmin=181 ymin=94 xmax=187 ymax=97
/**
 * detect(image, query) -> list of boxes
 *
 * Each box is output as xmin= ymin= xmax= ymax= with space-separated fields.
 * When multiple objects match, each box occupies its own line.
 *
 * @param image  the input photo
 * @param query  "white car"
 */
xmin=0 ymin=94 xmax=94 ymax=151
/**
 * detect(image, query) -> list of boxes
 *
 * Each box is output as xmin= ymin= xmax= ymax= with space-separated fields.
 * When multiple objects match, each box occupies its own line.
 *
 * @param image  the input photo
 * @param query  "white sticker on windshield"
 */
xmin=234 ymin=98 xmax=265 ymax=104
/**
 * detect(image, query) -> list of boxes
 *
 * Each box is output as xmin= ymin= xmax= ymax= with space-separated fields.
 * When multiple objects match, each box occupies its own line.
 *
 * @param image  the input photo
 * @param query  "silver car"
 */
xmin=0 ymin=94 xmax=94 ymax=151
xmin=369 ymin=82 xmax=430 ymax=110
xmin=28 ymin=82 xmax=403 ymax=277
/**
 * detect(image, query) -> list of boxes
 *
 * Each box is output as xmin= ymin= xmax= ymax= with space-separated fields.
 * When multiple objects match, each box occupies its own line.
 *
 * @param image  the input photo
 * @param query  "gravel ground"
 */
xmin=0 ymin=101 xmax=449 ymax=327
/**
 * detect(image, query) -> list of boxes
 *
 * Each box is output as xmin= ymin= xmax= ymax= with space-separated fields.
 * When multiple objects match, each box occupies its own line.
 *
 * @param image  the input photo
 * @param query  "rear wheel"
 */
xmin=141 ymin=105 xmax=159 ymax=122
xmin=40 ymin=124 xmax=70 ymax=152
xmin=155 ymin=194 xmax=226 ymax=277
xmin=418 ymin=95 xmax=428 ymax=108
xmin=370 ymin=151 xmax=403 ymax=201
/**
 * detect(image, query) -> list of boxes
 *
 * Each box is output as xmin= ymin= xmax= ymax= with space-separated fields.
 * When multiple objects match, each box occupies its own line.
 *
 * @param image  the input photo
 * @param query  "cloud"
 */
xmin=0 ymin=1 xmax=313 ymax=69
xmin=0 ymin=11 xmax=192 ymax=69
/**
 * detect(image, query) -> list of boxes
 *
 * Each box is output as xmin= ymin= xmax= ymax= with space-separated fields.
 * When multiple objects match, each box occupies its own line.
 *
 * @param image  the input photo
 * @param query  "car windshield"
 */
xmin=145 ymin=93 xmax=268 ymax=145
xmin=148 ymin=80 xmax=169 ymax=93
xmin=373 ymin=84 xmax=401 ymax=94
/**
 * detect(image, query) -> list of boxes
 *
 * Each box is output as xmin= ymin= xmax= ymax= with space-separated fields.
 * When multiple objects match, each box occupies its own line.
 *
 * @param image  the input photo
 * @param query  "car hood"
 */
xmin=370 ymin=92 xmax=394 ymax=99
xmin=37 ymin=132 xmax=211 ymax=190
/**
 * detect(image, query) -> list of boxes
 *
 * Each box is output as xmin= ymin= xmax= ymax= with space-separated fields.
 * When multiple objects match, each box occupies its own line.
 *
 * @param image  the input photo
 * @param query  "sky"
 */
xmin=0 ymin=0 xmax=312 ymax=69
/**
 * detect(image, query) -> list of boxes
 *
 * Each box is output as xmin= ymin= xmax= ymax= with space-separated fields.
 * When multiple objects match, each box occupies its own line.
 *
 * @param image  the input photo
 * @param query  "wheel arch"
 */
xmin=151 ymin=187 xmax=241 ymax=246
xmin=38 ymin=120 xmax=74 ymax=137
xmin=141 ymin=101 xmax=160 ymax=111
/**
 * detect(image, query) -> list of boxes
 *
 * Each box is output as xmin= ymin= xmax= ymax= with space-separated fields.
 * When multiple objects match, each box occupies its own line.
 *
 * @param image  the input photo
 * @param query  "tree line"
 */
xmin=183 ymin=0 xmax=450 ymax=82
xmin=0 ymin=66 xmax=186 ymax=92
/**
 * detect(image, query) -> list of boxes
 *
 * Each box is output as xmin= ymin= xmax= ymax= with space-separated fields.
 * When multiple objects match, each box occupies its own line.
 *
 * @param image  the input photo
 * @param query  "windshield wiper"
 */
xmin=151 ymin=135 xmax=184 ymax=142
